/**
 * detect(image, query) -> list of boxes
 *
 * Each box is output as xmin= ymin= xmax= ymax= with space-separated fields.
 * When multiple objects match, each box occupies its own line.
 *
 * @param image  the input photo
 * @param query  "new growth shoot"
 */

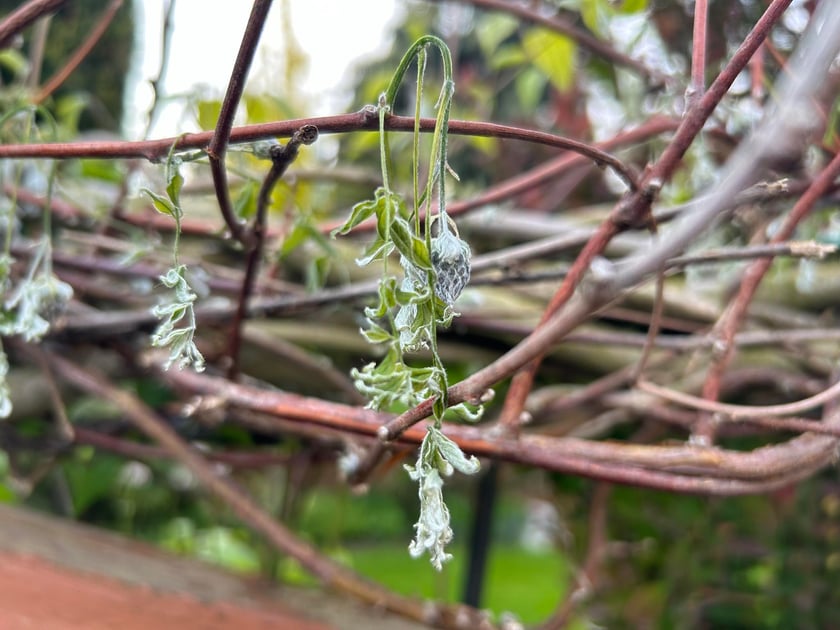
xmin=333 ymin=36 xmax=481 ymax=569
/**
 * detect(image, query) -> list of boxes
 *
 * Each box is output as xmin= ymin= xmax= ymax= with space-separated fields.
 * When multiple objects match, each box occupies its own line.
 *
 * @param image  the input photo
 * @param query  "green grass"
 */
xmin=348 ymin=543 xmax=570 ymax=625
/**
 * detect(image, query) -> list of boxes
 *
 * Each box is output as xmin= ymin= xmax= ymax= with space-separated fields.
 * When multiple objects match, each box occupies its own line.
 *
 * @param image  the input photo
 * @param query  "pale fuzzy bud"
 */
xmin=430 ymin=219 xmax=471 ymax=305
xmin=407 ymin=468 xmax=453 ymax=570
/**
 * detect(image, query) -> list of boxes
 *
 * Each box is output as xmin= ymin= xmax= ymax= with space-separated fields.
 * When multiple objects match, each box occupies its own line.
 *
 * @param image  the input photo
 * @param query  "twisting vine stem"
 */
xmin=334 ymin=35 xmax=480 ymax=570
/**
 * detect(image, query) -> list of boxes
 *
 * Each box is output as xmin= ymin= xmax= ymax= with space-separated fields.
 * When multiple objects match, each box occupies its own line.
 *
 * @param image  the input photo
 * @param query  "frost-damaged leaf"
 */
xmin=429 ymin=426 xmax=480 ymax=475
xmin=356 ymin=238 xmax=393 ymax=267
xmin=360 ymin=324 xmax=392 ymax=344
xmin=364 ymin=276 xmax=398 ymax=319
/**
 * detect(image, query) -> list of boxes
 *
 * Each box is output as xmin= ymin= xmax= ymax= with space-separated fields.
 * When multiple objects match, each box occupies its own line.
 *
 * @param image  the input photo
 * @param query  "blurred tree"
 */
xmin=0 ymin=0 xmax=133 ymax=130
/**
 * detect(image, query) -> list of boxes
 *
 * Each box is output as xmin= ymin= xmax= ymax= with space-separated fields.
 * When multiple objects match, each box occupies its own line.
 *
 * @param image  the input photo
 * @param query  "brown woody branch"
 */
xmin=38 ymin=345 xmax=491 ymax=630
xmin=0 ymin=112 xmax=641 ymax=192
xmin=0 ymin=0 xmax=67 ymax=49
xmin=33 ymin=0 xmax=124 ymax=104
xmin=160 ymin=364 xmax=840 ymax=495
xmin=493 ymin=0 xmax=796 ymax=436
xmin=206 ymin=0 xmax=274 ymax=244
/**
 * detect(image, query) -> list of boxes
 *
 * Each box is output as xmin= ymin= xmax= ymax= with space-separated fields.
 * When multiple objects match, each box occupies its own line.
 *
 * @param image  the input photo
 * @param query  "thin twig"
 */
xmin=143 ymin=0 xmax=177 ymax=139
xmin=161 ymin=365 xmax=840 ymax=493
xmin=25 ymin=11 xmax=50 ymax=88
xmin=543 ymin=483 xmax=611 ymax=629
xmin=695 ymin=148 xmax=840 ymax=442
xmin=33 ymin=0 xmax=124 ymax=104
xmin=380 ymin=0 xmax=840 ymax=446
xmin=74 ymin=427 xmax=296 ymax=469
xmin=0 ymin=112 xmax=643 ymax=194
xmin=632 ymin=267 xmax=666 ymax=381
xmin=206 ymin=0 xmax=274 ymax=244
xmin=666 ymin=240 xmax=836 ymax=268
xmin=226 ymin=125 xmax=318 ymax=379
xmin=496 ymin=218 xmax=621 ymax=433
xmin=461 ymin=319 xmax=840 ymax=352
xmin=0 ymin=0 xmax=68 ymax=49
xmin=749 ymin=40 xmax=766 ymax=100
xmin=639 ymin=378 xmax=840 ymax=421
xmin=32 ymin=347 xmax=74 ymax=441
xmin=687 ymin=0 xmax=709 ymax=108
xmin=39 ymin=346 xmax=490 ymax=629
xmin=241 ymin=326 xmax=364 ymax=404
xmin=486 ymin=0 xmax=794 ymax=437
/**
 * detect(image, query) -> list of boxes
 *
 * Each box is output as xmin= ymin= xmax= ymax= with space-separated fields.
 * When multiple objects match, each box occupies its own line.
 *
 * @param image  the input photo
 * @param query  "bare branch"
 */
xmin=0 ymin=0 xmax=68 ymax=49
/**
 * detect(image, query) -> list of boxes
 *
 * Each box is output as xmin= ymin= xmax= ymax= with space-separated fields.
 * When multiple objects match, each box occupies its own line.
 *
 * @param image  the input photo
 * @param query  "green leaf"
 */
xmin=580 ymin=0 xmax=603 ymax=36
xmin=489 ymin=44 xmax=528 ymax=71
xmin=823 ymin=96 xmax=840 ymax=147
xmin=332 ymin=196 xmax=378 ymax=236
xmin=522 ymin=28 xmax=577 ymax=94
xmin=388 ymin=216 xmax=412 ymax=259
xmin=166 ymin=159 xmax=184 ymax=206
xmin=196 ymin=99 xmax=221 ymax=131
xmin=445 ymin=402 xmax=485 ymax=423
xmin=618 ymin=0 xmax=648 ymax=13
xmin=0 ymin=49 xmax=27 ymax=79
xmin=0 ymin=483 xmax=16 ymax=504
xmin=195 ymin=527 xmax=260 ymax=574
xmin=233 ymin=180 xmax=259 ymax=219
xmin=335 ymin=187 xmax=404 ymax=238
xmin=515 ymin=67 xmax=549 ymax=113
xmin=395 ymin=281 xmax=424 ymax=305
xmin=55 ymin=93 xmax=89 ymax=134
xmin=280 ymin=220 xmax=311 ymax=258
xmin=433 ymin=396 xmax=446 ymax=421
xmin=79 ymin=158 xmax=124 ymax=183
xmin=306 ymin=255 xmax=332 ymax=291
xmin=581 ymin=0 xmax=648 ymax=36
xmin=361 ymin=324 xmax=393 ymax=344
xmin=430 ymin=427 xmax=480 ymax=475
xmin=391 ymin=217 xmax=432 ymax=270
xmin=476 ymin=13 xmax=519 ymax=59
xmin=365 ymin=276 xmax=397 ymax=319
xmin=142 ymin=188 xmax=180 ymax=220
xmin=244 ymin=93 xmax=295 ymax=124
xmin=62 ymin=451 xmax=124 ymax=516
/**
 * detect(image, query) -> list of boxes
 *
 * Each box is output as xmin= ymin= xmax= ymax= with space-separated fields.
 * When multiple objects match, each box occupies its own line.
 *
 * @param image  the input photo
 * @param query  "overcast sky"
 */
xmin=124 ymin=0 xmax=402 ymax=139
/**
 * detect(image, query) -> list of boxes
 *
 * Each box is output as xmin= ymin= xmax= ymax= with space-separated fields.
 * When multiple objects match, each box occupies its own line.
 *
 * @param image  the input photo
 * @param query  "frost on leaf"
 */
xmin=151 ymin=265 xmax=205 ymax=372
xmin=405 ymin=426 xmax=480 ymax=570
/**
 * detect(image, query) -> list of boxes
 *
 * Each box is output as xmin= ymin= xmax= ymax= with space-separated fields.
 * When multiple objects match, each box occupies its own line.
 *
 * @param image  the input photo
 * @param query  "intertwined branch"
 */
xmin=2 ymin=0 xmax=840 ymax=627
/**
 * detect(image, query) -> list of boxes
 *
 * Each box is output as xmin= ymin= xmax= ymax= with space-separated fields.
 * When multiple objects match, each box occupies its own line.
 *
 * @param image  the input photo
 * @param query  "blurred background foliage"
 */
xmin=0 ymin=0 xmax=839 ymax=628
xmin=0 ymin=0 xmax=133 ymax=130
